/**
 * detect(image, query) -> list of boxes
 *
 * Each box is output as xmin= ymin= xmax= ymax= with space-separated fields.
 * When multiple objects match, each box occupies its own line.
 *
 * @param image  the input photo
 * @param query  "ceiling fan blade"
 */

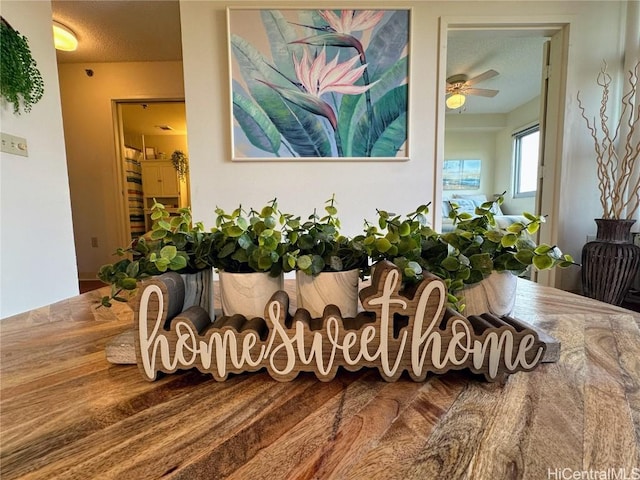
xmin=466 ymin=69 xmax=499 ymax=86
xmin=465 ymin=87 xmax=499 ymax=98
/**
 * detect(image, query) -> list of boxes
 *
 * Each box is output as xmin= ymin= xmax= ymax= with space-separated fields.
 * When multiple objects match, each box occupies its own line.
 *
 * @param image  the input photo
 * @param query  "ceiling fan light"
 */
xmin=446 ymin=93 xmax=466 ymax=109
xmin=53 ymin=21 xmax=78 ymax=51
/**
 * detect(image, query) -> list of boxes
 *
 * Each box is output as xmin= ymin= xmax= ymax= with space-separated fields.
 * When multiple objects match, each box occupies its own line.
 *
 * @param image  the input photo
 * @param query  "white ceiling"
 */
xmin=51 ymin=2 xmax=547 ymax=117
xmin=446 ymin=30 xmax=549 ymax=115
xmin=121 ymin=101 xmax=187 ymax=137
xmin=52 ymin=0 xmax=182 ymax=64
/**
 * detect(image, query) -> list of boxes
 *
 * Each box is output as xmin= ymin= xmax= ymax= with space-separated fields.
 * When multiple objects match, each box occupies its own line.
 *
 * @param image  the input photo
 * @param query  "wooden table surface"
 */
xmin=1 ymin=279 xmax=639 ymax=479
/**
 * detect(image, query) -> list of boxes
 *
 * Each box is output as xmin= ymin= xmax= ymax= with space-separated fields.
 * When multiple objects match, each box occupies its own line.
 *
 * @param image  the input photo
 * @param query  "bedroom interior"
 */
xmin=443 ymin=29 xmax=547 ymax=229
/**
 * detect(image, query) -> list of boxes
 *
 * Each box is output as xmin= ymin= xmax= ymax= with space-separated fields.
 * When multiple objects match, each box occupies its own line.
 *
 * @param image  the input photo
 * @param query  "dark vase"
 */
xmin=581 ymin=219 xmax=640 ymax=305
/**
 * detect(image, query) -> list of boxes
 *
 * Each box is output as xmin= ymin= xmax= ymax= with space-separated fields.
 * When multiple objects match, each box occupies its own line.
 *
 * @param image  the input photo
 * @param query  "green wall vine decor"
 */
xmin=0 ymin=16 xmax=45 ymax=114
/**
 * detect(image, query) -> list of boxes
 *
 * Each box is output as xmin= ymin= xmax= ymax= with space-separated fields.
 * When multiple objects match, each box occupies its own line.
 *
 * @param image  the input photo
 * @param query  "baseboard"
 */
xmin=78 ymin=272 xmax=98 ymax=281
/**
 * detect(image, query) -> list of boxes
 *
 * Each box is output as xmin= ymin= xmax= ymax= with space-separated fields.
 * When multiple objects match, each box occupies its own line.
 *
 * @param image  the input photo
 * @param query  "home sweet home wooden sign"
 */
xmin=131 ymin=261 xmax=548 ymax=382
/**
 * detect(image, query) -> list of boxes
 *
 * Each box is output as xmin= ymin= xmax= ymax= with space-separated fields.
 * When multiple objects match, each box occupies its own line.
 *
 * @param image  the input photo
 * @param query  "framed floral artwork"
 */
xmin=227 ymin=8 xmax=411 ymax=160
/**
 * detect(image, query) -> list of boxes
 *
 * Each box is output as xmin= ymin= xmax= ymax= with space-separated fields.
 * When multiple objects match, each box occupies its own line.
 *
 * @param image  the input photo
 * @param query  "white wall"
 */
xmin=57 ymin=61 xmax=185 ymax=278
xmin=180 ymin=1 xmax=437 ymax=237
xmin=179 ymin=0 xmax=631 ymax=292
xmin=0 ymin=1 xmax=78 ymax=318
xmin=494 ymin=97 xmax=540 ymax=215
xmin=444 ymin=113 xmax=504 ymax=200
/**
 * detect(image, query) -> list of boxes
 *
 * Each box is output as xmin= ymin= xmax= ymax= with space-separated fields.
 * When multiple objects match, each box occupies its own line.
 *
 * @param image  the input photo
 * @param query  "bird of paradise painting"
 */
xmin=227 ymin=9 xmax=410 ymax=160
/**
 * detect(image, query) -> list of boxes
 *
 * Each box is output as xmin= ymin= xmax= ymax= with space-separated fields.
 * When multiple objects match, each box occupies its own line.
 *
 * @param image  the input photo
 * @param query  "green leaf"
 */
xmin=238 ymin=233 xmax=253 ymax=250
xmin=297 ymin=255 xmax=313 ymax=271
xmin=160 ymin=245 xmax=177 ymax=260
xmin=218 ymin=242 xmax=236 ymax=258
xmin=534 ymin=244 xmax=553 ymax=255
xmin=501 ymin=233 xmax=518 ymax=248
xmin=259 ymin=10 xmax=305 ymax=80
xmin=370 ymin=113 xmax=407 ymax=157
xmin=441 ymin=256 xmax=460 ymax=272
xmin=125 ymin=262 xmax=139 ymax=279
xmin=155 ymin=258 xmax=170 ymax=272
xmin=231 ymin=35 xmax=331 ymax=157
xmin=339 ymin=56 xmax=408 ymax=156
xmin=150 ymin=229 xmax=167 ymax=240
xmin=507 ymin=223 xmax=524 ymax=234
xmin=364 ymin=10 xmax=410 ymax=82
xmin=263 ymin=216 xmax=276 ymax=229
xmin=375 ymin=238 xmax=392 ymax=253
xmin=170 ymin=216 xmax=184 ymax=228
xmin=169 ymin=254 xmax=188 ymax=271
xmin=236 ymin=216 xmax=249 ymax=231
xmin=526 ymin=222 xmax=540 ymax=234
xmin=157 ymin=220 xmax=171 ymax=231
xmin=469 ymin=253 xmax=493 ymax=273
xmin=233 ymin=85 xmax=282 ymax=156
xmin=514 ymin=250 xmax=534 ymax=265
xmin=227 ymin=226 xmax=245 ymax=238
xmin=533 ymin=255 xmax=554 ymax=270
xmin=311 ymin=255 xmax=325 ymax=274
xmin=121 ymin=277 xmax=137 ymax=290
xmin=398 ymin=222 xmax=411 ymax=237
xmin=257 ymin=255 xmax=273 ymax=270
xmin=352 ymin=85 xmax=408 ymax=158
xmin=485 ymin=230 xmax=503 ymax=243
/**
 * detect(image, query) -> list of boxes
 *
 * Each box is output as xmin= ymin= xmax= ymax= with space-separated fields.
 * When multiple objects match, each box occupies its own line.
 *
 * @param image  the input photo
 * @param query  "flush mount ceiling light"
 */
xmin=52 ymin=21 xmax=78 ymax=51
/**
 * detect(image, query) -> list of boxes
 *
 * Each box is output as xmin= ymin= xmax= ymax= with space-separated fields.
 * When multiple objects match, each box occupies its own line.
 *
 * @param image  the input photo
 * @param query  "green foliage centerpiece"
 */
xmin=288 ymin=195 xmax=367 ymax=276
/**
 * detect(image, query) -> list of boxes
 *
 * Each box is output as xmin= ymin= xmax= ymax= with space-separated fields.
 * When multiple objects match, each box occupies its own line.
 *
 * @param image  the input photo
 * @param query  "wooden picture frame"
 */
xmin=227 ymin=8 xmax=411 ymax=161
xmin=144 ymin=147 xmax=156 ymax=160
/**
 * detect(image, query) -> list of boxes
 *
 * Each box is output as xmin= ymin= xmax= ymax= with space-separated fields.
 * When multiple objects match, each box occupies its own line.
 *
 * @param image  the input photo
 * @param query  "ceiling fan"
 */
xmin=445 ymin=69 xmax=499 ymax=109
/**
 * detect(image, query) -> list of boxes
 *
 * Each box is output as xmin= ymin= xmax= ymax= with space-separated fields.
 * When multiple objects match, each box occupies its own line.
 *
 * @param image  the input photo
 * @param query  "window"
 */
xmin=513 ymin=125 xmax=540 ymax=197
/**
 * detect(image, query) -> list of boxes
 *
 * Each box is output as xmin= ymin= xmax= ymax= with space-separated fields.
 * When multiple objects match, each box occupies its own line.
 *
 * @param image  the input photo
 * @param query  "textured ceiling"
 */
xmin=51 ymin=2 xmax=547 ymax=119
xmin=52 ymin=0 xmax=182 ymax=64
xmin=121 ymin=101 xmax=187 ymax=137
xmin=446 ymin=30 xmax=550 ymax=115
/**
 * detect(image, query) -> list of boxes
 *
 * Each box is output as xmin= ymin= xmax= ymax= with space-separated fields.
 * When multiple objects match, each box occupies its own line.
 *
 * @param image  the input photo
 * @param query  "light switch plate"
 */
xmin=1 ymin=132 xmax=28 ymax=157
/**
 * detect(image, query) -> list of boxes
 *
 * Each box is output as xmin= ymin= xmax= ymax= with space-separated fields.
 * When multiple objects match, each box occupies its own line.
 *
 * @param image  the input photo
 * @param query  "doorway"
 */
xmin=114 ymin=100 xmax=190 ymax=245
xmin=437 ymin=21 xmax=569 ymax=287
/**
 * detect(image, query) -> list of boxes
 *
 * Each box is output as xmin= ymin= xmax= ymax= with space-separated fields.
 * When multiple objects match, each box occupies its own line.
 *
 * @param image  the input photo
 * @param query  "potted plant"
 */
xmin=358 ymin=195 xmax=575 ymax=314
xmin=422 ymin=194 xmax=576 ymax=314
xmin=0 ymin=17 xmax=44 ymax=114
xmin=578 ymin=60 xmax=640 ymax=305
xmin=288 ymin=195 xmax=368 ymax=318
xmin=210 ymin=198 xmax=297 ymax=318
xmin=170 ymin=150 xmax=189 ymax=180
xmin=356 ymin=203 xmax=431 ymax=283
xmin=98 ymin=201 xmax=215 ymax=315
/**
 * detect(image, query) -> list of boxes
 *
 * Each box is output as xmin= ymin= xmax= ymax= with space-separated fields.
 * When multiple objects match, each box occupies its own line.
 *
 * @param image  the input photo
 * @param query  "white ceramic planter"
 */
xmin=460 ymin=271 xmax=517 ymax=317
xmin=296 ymin=269 xmax=360 ymax=318
xmin=218 ymin=271 xmax=284 ymax=318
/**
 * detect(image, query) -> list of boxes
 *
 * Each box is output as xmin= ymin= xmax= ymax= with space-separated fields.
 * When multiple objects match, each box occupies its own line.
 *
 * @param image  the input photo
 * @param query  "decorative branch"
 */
xmin=578 ymin=60 xmax=640 ymax=219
